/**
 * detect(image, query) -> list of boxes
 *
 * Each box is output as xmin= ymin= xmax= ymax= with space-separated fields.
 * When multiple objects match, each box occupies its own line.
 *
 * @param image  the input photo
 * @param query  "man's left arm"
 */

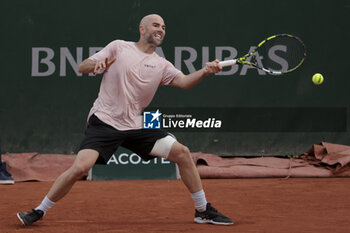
xmin=170 ymin=59 xmax=222 ymax=90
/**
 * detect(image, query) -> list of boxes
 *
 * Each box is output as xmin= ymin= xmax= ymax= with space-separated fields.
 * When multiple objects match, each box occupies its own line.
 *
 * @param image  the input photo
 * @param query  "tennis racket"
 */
xmin=219 ymin=34 xmax=306 ymax=75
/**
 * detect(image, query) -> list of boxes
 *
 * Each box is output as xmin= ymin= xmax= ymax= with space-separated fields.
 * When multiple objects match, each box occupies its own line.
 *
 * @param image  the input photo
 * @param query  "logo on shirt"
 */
xmin=143 ymin=109 xmax=162 ymax=129
xmin=144 ymin=64 xmax=156 ymax=68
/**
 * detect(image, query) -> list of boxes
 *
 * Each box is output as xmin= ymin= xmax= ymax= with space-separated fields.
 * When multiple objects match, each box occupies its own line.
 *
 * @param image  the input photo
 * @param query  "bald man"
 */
xmin=17 ymin=14 xmax=233 ymax=226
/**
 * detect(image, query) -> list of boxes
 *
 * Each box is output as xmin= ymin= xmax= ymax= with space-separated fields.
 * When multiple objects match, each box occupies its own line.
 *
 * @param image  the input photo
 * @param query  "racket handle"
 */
xmin=219 ymin=59 xmax=237 ymax=67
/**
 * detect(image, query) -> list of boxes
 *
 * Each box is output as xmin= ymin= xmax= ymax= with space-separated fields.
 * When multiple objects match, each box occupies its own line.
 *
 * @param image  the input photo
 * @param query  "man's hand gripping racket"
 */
xmin=219 ymin=34 xmax=307 ymax=75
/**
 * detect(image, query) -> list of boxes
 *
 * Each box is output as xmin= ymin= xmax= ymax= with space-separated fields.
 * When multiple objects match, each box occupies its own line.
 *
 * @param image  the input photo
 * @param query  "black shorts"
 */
xmin=79 ymin=114 xmax=168 ymax=164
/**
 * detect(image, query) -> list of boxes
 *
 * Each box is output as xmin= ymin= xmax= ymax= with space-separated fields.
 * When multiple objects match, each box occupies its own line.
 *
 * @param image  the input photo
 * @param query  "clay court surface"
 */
xmin=1 ymin=178 xmax=350 ymax=233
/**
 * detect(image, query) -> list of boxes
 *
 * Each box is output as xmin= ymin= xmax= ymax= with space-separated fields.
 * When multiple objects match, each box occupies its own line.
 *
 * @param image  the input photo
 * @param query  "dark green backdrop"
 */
xmin=1 ymin=0 xmax=349 ymax=156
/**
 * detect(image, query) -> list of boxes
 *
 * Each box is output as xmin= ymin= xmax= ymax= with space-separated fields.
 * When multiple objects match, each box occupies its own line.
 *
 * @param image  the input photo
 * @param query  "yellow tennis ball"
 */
xmin=312 ymin=73 xmax=324 ymax=85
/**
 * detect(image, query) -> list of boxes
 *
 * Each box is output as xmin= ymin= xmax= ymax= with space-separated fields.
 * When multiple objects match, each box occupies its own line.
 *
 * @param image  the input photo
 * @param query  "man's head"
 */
xmin=139 ymin=14 xmax=166 ymax=47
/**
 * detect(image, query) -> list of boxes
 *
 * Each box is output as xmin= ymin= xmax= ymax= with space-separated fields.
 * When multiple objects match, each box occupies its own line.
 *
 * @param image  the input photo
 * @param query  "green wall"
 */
xmin=1 ymin=0 xmax=349 ymax=156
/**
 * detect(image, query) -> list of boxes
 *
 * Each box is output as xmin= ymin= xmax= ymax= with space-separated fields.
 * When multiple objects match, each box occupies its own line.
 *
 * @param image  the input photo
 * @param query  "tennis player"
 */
xmin=17 ymin=14 xmax=233 ymax=226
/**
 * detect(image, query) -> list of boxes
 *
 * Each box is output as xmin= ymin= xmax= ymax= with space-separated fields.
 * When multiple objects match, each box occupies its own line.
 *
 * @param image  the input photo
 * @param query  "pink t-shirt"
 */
xmin=88 ymin=40 xmax=181 ymax=130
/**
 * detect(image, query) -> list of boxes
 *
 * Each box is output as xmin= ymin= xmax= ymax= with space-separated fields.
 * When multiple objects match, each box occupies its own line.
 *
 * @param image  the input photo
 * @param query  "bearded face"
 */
xmin=140 ymin=15 xmax=166 ymax=47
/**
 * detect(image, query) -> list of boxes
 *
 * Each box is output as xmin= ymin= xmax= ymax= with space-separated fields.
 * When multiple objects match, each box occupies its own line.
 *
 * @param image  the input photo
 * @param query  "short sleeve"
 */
xmin=89 ymin=40 xmax=119 ymax=62
xmin=160 ymin=60 xmax=182 ymax=86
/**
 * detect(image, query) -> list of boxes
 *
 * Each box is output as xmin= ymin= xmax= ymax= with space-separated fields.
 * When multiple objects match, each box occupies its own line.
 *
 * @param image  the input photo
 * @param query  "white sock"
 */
xmin=191 ymin=189 xmax=207 ymax=212
xmin=35 ymin=196 xmax=55 ymax=215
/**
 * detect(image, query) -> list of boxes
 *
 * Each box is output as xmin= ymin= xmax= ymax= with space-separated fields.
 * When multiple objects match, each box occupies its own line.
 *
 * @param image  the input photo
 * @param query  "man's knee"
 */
xmin=179 ymin=145 xmax=191 ymax=156
xmin=169 ymin=144 xmax=192 ymax=163
xmin=68 ymin=149 xmax=98 ymax=180
xmin=69 ymin=164 xmax=90 ymax=180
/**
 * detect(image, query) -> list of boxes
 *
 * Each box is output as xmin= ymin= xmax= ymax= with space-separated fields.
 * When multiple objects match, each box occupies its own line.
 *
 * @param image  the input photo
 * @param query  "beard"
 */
xmin=146 ymin=34 xmax=163 ymax=47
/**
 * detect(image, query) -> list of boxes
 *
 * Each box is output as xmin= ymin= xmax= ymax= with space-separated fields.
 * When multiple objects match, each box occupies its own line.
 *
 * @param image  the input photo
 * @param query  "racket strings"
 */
xmin=256 ymin=35 xmax=306 ymax=73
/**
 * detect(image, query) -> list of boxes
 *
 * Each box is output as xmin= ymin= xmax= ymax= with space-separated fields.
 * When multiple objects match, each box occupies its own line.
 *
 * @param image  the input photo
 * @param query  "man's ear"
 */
xmin=139 ymin=25 xmax=145 ymax=35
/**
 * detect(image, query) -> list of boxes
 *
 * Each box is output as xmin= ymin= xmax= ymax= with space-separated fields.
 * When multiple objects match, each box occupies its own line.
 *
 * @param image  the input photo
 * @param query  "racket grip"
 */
xmin=219 ymin=59 xmax=237 ymax=67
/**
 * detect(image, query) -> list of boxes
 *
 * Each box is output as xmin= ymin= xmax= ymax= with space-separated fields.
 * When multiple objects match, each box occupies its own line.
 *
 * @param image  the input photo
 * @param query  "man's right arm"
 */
xmin=78 ymin=59 xmax=96 ymax=74
xmin=78 ymin=57 xmax=116 ymax=74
